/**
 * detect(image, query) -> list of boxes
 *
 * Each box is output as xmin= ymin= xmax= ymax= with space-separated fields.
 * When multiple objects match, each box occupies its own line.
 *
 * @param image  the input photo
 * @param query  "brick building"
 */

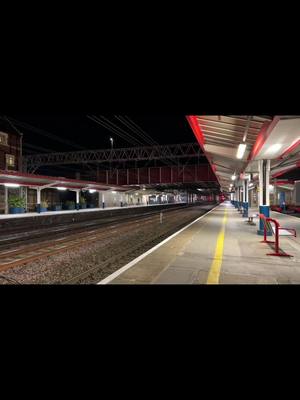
xmin=0 ymin=121 xmax=22 ymax=213
xmin=0 ymin=120 xmax=22 ymax=172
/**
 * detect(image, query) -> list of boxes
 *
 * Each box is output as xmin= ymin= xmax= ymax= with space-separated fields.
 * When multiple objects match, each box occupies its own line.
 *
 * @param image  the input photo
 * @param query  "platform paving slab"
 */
xmin=108 ymin=202 xmax=300 ymax=284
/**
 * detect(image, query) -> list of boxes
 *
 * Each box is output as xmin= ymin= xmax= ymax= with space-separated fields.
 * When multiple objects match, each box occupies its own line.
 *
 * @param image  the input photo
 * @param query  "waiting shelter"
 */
xmin=0 ymin=169 xmax=128 ymax=214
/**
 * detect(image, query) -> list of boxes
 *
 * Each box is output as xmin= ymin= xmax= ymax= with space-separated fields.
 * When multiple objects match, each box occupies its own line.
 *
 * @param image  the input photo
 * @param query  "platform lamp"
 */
xmin=236 ymin=143 xmax=247 ymax=159
xmin=236 ymin=116 xmax=251 ymax=160
xmin=109 ymin=137 xmax=114 ymax=173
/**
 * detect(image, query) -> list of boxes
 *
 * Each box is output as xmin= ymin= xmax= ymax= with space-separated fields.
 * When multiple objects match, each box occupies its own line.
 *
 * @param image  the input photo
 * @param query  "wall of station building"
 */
xmin=244 ymin=185 xmax=294 ymax=209
xmin=0 ymin=130 xmax=22 ymax=172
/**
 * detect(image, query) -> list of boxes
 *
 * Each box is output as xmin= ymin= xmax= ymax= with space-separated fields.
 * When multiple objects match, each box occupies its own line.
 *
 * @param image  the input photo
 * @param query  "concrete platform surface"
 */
xmin=0 ymin=202 xmax=184 ymax=220
xmin=102 ymin=201 xmax=300 ymax=284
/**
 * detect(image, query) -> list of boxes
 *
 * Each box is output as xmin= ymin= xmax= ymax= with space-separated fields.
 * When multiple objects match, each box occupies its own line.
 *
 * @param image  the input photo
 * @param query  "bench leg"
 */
xmin=266 ymin=252 xmax=293 ymax=257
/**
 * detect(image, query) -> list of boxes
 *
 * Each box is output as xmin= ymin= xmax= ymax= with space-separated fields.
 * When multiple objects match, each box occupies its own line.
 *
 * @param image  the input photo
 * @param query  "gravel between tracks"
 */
xmin=0 ymin=205 xmax=215 ymax=284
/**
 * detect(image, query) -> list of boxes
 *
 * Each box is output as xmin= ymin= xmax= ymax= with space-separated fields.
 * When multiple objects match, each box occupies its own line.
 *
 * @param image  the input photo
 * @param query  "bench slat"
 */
xmin=278 ymin=229 xmax=295 ymax=236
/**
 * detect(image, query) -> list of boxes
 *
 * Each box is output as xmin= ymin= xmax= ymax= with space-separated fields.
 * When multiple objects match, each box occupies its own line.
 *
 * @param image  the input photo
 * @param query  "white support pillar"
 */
xmin=242 ymin=179 xmax=249 ymax=217
xmin=102 ymin=192 xmax=105 ymax=208
xmin=243 ymin=180 xmax=248 ymax=203
xmin=258 ymin=159 xmax=271 ymax=235
xmin=36 ymin=188 xmax=41 ymax=213
xmin=233 ymin=188 xmax=238 ymax=208
xmin=258 ymin=159 xmax=271 ymax=207
xmin=68 ymin=189 xmax=80 ymax=210
xmin=76 ymin=190 xmax=80 ymax=210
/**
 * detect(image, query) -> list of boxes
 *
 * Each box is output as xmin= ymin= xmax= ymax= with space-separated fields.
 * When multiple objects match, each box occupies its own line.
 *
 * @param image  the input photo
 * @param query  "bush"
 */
xmin=8 ymin=195 xmax=26 ymax=208
xmin=41 ymin=200 xmax=48 ymax=208
xmin=79 ymin=196 xmax=86 ymax=204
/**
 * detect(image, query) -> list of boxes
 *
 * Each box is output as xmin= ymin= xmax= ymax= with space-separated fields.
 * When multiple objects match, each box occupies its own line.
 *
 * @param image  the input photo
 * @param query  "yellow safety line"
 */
xmin=206 ymin=209 xmax=228 ymax=284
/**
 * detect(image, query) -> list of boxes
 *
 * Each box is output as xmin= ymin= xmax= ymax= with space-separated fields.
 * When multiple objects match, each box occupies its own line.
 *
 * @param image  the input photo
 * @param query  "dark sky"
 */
xmin=2 ymin=115 xmax=195 ymax=154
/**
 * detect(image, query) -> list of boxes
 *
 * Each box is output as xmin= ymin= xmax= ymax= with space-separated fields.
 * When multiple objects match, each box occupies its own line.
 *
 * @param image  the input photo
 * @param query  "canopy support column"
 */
xmin=37 ymin=188 xmax=41 ymax=213
xmin=258 ymin=159 xmax=271 ymax=235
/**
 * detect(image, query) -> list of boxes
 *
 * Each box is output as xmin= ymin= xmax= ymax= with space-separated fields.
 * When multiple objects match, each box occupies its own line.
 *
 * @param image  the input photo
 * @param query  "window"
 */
xmin=6 ymin=154 xmax=15 ymax=168
xmin=0 ymin=132 xmax=8 ymax=146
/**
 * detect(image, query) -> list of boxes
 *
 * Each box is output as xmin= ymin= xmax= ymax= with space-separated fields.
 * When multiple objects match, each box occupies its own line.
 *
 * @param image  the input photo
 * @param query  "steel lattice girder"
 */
xmin=23 ymin=143 xmax=203 ymax=172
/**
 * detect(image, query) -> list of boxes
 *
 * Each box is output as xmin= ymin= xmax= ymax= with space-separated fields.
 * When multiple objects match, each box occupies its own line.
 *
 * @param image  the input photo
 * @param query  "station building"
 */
xmin=0 ymin=125 xmax=187 ymax=215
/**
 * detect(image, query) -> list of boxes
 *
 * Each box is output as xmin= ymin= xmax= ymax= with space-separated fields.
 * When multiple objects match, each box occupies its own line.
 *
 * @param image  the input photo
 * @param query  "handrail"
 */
xmin=259 ymin=213 xmax=274 ymax=243
xmin=259 ymin=214 xmax=296 ymax=257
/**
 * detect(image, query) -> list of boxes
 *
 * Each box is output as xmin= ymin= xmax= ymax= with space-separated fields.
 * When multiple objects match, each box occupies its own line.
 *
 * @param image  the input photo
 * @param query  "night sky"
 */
xmin=1 ymin=115 xmax=195 ymax=154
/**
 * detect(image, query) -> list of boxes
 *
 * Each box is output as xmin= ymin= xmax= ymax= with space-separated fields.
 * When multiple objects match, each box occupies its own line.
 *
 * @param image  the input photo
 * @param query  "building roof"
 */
xmin=187 ymin=115 xmax=300 ymax=191
xmin=0 ymin=170 xmax=128 ymax=192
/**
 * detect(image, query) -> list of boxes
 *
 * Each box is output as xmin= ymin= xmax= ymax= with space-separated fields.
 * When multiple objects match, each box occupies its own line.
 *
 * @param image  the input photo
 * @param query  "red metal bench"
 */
xmin=270 ymin=205 xmax=282 ymax=212
xmin=259 ymin=213 xmax=296 ymax=257
xmin=290 ymin=205 xmax=300 ymax=213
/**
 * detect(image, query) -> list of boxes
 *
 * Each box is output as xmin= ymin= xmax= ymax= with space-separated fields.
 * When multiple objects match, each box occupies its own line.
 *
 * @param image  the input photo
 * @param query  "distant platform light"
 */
xmin=111 ymin=191 xmax=117 ymax=194
xmin=89 ymin=189 xmax=96 ymax=193
xmin=56 ymin=187 xmax=67 ymax=191
xmin=231 ymin=174 xmax=237 ymax=180
xmin=4 ymin=183 xmax=20 ymax=188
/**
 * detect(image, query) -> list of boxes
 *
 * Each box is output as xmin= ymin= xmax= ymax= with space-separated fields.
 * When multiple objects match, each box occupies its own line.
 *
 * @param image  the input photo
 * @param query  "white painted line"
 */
xmin=98 ymin=204 xmax=220 ymax=284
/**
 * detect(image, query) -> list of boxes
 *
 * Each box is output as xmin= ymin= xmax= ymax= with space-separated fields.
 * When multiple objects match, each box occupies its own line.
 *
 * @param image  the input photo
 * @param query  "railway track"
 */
xmin=63 ymin=219 xmax=196 ymax=284
xmin=0 ymin=204 xmax=190 ymax=250
xmin=54 ymin=204 xmax=217 ymax=284
xmin=0 ymin=205 xmax=201 ymax=274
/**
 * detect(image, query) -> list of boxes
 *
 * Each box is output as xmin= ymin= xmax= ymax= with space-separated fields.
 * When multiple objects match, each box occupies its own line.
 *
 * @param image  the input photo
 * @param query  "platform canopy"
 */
xmin=187 ymin=115 xmax=300 ymax=191
xmin=0 ymin=170 xmax=129 ymax=192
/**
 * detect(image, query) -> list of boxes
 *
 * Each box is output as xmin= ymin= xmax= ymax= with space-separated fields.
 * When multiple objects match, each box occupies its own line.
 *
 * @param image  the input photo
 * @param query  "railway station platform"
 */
xmin=0 ymin=202 xmax=185 ymax=220
xmin=101 ymin=201 xmax=300 ymax=284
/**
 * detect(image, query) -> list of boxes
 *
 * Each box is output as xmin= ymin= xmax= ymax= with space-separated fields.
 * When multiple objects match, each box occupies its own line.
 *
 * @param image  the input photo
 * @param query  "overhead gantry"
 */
xmin=22 ymin=142 xmax=204 ymax=173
